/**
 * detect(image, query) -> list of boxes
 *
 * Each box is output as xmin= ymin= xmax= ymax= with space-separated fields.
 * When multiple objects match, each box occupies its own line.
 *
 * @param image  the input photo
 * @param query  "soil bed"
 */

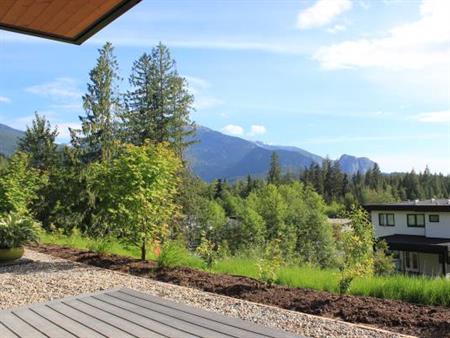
xmin=30 ymin=244 xmax=450 ymax=338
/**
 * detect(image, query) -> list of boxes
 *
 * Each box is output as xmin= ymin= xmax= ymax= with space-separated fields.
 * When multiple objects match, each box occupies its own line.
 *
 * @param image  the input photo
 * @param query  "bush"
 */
xmin=257 ymin=239 xmax=283 ymax=286
xmin=195 ymin=232 xmax=216 ymax=268
xmin=374 ymin=239 xmax=395 ymax=276
xmin=157 ymin=240 xmax=205 ymax=269
xmin=0 ymin=213 xmax=40 ymax=249
xmin=86 ymin=237 xmax=113 ymax=254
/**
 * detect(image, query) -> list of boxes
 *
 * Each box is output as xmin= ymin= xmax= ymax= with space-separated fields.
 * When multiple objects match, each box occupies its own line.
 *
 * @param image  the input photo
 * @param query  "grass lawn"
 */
xmin=40 ymin=232 xmax=450 ymax=307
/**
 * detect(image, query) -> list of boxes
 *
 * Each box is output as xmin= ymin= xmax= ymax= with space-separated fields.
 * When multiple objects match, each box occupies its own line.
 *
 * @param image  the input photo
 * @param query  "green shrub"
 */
xmin=195 ymin=232 xmax=216 ymax=268
xmin=157 ymin=240 xmax=205 ymax=269
xmin=0 ymin=213 xmax=40 ymax=249
xmin=86 ymin=237 xmax=113 ymax=254
xmin=373 ymin=239 xmax=395 ymax=276
xmin=257 ymin=239 xmax=283 ymax=286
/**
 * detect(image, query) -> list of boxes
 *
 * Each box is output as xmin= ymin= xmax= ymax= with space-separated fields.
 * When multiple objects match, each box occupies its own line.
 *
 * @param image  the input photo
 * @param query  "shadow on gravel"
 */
xmin=0 ymin=260 xmax=78 ymax=275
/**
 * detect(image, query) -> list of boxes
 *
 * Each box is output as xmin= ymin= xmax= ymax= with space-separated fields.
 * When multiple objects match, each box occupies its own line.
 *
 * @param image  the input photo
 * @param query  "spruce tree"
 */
xmin=18 ymin=112 xmax=58 ymax=170
xmin=70 ymin=42 xmax=121 ymax=163
xmin=267 ymin=152 xmax=281 ymax=185
xmin=123 ymin=43 xmax=195 ymax=155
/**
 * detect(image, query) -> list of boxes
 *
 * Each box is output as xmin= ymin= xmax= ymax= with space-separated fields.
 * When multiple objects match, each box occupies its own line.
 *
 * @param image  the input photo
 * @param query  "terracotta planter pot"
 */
xmin=0 ymin=247 xmax=24 ymax=262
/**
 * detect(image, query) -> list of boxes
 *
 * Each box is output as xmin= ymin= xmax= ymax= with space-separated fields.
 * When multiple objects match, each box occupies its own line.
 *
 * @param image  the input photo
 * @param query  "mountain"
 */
xmin=186 ymin=126 xmax=376 ymax=181
xmin=338 ymin=154 xmax=376 ymax=175
xmin=0 ymin=123 xmax=376 ymax=181
xmin=0 ymin=124 xmax=24 ymax=156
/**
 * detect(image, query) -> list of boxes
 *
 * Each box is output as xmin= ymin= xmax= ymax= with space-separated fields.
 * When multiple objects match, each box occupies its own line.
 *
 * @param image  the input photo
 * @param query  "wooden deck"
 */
xmin=0 ymin=288 xmax=303 ymax=337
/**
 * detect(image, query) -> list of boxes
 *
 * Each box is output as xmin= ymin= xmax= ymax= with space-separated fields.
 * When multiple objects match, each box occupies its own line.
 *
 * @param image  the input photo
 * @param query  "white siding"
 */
xmin=426 ymin=213 xmax=450 ymax=238
xmin=371 ymin=211 xmax=450 ymax=239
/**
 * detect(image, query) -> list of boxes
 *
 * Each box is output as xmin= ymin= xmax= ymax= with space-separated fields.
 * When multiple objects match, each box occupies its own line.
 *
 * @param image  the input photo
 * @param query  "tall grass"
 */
xmin=352 ymin=274 xmax=450 ymax=306
xmin=213 ymin=256 xmax=450 ymax=307
xmin=40 ymin=231 xmax=142 ymax=259
xmin=213 ymin=256 xmax=260 ymax=279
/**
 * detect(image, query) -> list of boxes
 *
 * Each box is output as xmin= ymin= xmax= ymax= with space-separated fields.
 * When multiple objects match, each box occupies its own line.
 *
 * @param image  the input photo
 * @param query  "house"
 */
xmin=365 ymin=199 xmax=450 ymax=277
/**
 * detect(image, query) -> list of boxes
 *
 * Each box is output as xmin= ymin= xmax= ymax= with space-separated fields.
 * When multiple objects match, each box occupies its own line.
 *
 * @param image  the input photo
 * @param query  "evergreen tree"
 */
xmin=122 ymin=43 xmax=195 ymax=155
xmin=267 ymin=152 xmax=281 ymax=185
xmin=18 ymin=112 xmax=58 ymax=170
xmin=70 ymin=42 xmax=121 ymax=163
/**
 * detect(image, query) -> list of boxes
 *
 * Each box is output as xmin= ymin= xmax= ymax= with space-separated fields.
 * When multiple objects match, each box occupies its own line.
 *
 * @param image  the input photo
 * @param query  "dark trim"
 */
xmin=379 ymin=212 xmax=395 ymax=226
xmin=0 ymin=0 xmax=141 ymax=45
xmin=73 ymin=0 xmax=142 ymax=45
xmin=364 ymin=204 xmax=450 ymax=212
xmin=388 ymin=242 xmax=447 ymax=254
xmin=429 ymin=214 xmax=440 ymax=223
xmin=381 ymin=235 xmax=449 ymax=255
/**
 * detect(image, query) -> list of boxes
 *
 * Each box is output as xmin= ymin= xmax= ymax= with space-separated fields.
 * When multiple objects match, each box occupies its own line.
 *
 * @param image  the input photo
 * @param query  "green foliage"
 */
xmin=0 ymin=152 xmax=46 ymax=215
xmin=339 ymin=206 xmax=374 ymax=294
xmin=0 ymin=213 xmax=40 ymax=249
xmin=122 ymin=42 xmax=195 ymax=155
xmin=87 ymin=142 xmax=181 ymax=260
xmin=248 ymin=184 xmax=287 ymax=243
xmin=267 ymin=152 xmax=281 ymax=185
xmin=195 ymin=231 xmax=216 ymax=268
xmin=324 ymin=200 xmax=345 ymax=218
xmin=373 ymin=239 xmax=395 ymax=276
xmin=86 ymin=237 xmax=113 ymax=254
xmin=301 ymin=160 xmax=450 ymax=206
xmin=40 ymin=230 xmax=142 ymax=258
xmin=157 ymin=239 xmax=205 ymax=269
xmin=17 ymin=112 xmax=58 ymax=170
xmin=71 ymin=42 xmax=121 ymax=163
xmin=257 ymin=238 xmax=283 ymax=286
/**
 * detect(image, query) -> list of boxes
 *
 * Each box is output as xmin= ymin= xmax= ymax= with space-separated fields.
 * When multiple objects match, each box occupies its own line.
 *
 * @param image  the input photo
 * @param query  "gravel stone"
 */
xmin=0 ymin=249 xmax=413 ymax=338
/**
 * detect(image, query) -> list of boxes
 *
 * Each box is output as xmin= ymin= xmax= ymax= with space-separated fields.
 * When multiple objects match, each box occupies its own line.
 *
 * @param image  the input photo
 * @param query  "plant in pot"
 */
xmin=0 ymin=213 xmax=40 ymax=263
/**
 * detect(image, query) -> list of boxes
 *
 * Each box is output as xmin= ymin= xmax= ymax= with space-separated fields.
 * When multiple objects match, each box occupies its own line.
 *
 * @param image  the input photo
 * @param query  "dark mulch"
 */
xmin=30 ymin=244 xmax=450 ymax=338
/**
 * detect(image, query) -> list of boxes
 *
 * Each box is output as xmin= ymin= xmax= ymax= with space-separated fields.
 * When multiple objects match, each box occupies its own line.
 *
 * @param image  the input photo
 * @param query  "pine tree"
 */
xmin=70 ymin=42 xmax=121 ymax=163
xmin=18 ymin=112 xmax=58 ymax=170
xmin=122 ymin=43 xmax=195 ymax=155
xmin=267 ymin=152 xmax=281 ymax=185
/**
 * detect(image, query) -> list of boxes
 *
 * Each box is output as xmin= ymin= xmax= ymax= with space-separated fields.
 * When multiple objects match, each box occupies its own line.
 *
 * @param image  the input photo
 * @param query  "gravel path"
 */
xmin=0 ymin=249 xmax=412 ymax=338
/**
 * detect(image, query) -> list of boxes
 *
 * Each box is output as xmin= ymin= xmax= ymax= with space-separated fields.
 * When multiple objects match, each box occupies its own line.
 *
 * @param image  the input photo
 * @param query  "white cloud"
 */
xmin=414 ymin=110 xmax=450 ymax=123
xmin=314 ymin=0 xmax=450 ymax=70
xmin=248 ymin=125 xmax=267 ymax=136
xmin=297 ymin=0 xmax=352 ymax=30
xmin=326 ymin=24 xmax=347 ymax=34
xmin=0 ymin=96 xmax=11 ymax=103
xmin=25 ymin=78 xmax=81 ymax=100
xmin=222 ymin=124 xmax=244 ymax=136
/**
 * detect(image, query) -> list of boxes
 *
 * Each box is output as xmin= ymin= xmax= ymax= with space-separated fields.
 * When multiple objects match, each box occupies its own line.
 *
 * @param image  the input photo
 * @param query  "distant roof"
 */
xmin=365 ymin=199 xmax=450 ymax=212
xmin=0 ymin=0 xmax=141 ymax=45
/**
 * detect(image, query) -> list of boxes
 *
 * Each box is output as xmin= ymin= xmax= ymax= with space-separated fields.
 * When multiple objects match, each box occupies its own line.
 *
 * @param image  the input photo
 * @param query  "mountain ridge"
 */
xmin=0 ymin=123 xmax=376 ymax=181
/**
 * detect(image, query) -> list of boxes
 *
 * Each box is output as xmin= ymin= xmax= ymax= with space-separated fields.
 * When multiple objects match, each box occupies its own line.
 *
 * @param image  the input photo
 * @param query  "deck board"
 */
xmin=0 ymin=288 xmax=303 ymax=338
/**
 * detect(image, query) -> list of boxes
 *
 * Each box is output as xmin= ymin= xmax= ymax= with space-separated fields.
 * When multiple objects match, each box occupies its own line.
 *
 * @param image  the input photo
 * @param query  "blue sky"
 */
xmin=0 ymin=0 xmax=449 ymax=173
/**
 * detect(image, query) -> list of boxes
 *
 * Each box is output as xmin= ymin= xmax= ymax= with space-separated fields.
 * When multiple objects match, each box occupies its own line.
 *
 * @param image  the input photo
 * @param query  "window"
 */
xmin=407 ymin=214 xmax=425 ymax=227
xmin=379 ymin=213 xmax=395 ymax=226
xmin=429 ymin=214 xmax=440 ymax=223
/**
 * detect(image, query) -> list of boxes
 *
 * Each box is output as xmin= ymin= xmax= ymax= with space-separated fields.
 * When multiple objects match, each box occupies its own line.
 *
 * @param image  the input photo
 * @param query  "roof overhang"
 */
xmin=0 ymin=0 xmax=141 ymax=45
xmin=381 ymin=235 xmax=450 ymax=255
